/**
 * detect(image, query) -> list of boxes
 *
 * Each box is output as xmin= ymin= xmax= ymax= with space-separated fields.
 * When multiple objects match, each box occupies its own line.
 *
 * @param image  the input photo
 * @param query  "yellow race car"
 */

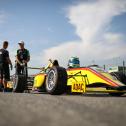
xmin=32 ymin=65 xmax=126 ymax=96
xmin=9 ymin=57 xmax=126 ymax=96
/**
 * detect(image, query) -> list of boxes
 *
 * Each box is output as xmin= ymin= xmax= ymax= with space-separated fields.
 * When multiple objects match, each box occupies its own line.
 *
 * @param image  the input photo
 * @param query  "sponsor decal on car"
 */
xmin=72 ymin=82 xmax=86 ymax=93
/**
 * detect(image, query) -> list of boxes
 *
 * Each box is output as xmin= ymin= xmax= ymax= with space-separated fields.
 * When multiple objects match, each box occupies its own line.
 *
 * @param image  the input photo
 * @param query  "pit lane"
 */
xmin=0 ymin=92 xmax=126 ymax=126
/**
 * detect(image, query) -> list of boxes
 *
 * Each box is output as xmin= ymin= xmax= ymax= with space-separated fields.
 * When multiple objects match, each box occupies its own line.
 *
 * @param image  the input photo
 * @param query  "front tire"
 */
xmin=46 ymin=66 xmax=67 ymax=95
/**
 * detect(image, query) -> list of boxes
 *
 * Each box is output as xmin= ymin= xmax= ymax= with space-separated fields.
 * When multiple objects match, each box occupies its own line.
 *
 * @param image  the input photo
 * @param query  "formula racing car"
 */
xmin=31 ymin=65 xmax=126 ymax=96
xmin=9 ymin=57 xmax=126 ymax=96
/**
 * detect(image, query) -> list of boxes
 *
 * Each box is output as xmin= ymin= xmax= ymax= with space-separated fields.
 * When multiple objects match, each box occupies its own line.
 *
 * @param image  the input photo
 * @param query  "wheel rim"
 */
xmin=13 ymin=75 xmax=18 ymax=89
xmin=47 ymin=70 xmax=56 ymax=91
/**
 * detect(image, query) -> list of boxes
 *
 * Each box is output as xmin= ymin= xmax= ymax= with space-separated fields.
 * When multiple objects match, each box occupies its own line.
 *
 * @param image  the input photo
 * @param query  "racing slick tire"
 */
xmin=109 ymin=92 xmax=124 ymax=96
xmin=13 ymin=75 xmax=27 ymax=93
xmin=45 ymin=66 xmax=67 ymax=95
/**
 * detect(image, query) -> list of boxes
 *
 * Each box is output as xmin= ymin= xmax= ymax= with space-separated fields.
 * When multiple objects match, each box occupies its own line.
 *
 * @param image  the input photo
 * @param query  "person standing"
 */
xmin=15 ymin=41 xmax=30 ymax=77
xmin=0 ymin=41 xmax=13 ymax=92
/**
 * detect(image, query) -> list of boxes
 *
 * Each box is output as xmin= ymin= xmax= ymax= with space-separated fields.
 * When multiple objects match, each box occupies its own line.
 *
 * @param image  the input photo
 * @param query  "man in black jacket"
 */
xmin=0 ymin=41 xmax=13 ymax=91
xmin=15 ymin=41 xmax=30 ymax=77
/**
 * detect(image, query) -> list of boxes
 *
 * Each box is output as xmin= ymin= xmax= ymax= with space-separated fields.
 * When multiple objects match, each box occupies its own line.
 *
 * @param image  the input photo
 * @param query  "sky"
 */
xmin=0 ymin=0 xmax=126 ymax=74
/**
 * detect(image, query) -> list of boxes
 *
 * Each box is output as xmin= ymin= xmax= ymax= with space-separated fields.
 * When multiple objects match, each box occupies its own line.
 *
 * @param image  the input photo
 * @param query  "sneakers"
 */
xmin=3 ymin=88 xmax=8 ymax=92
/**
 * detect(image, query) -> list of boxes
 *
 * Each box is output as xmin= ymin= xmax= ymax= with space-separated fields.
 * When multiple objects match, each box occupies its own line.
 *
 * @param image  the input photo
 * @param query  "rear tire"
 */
xmin=13 ymin=75 xmax=27 ymax=93
xmin=46 ymin=66 xmax=67 ymax=95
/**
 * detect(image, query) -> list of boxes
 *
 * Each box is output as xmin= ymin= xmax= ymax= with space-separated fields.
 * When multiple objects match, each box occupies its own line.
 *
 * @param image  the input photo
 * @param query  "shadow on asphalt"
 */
xmin=66 ymin=93 xmax=126 ymax=97
xmin=29 ymin=91 xmax=126 ymax=97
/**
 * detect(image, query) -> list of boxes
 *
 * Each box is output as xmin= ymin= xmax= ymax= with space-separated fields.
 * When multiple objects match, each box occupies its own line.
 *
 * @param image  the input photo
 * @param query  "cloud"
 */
xmin=67 ymin=0 xmax=126 ymax=43
xmin=103 ymin=33 xmax=124 ymax=44
xmin=37 ymin=0 xmax=126 ymax=67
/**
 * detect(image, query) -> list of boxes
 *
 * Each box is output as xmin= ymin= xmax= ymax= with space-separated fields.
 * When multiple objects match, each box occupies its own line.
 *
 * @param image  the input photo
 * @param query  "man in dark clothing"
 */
xmin=15 ymin=41 xmax=30 ymax=77
xmin=0 ymin=41 xmax=13 ymax=91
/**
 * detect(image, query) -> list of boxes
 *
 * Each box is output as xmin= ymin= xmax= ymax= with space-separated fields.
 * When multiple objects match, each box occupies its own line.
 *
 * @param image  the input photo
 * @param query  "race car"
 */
xmin=10 ymin=57 xmax=126 ymax=96
xmin=32 ymin=65 xmax=126 ymax=96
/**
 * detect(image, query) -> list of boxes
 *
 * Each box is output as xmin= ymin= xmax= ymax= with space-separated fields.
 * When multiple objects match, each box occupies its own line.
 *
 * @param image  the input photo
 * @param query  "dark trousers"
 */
xmin=15 ymin=63 xmax=28 ymax=78
xmin=0 ymin=64 xmax=10 ymax=81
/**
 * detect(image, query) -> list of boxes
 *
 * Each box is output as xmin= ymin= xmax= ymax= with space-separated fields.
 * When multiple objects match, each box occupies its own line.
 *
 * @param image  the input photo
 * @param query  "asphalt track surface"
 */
xmin=0 ymin=92 xmax=126 ymax=126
